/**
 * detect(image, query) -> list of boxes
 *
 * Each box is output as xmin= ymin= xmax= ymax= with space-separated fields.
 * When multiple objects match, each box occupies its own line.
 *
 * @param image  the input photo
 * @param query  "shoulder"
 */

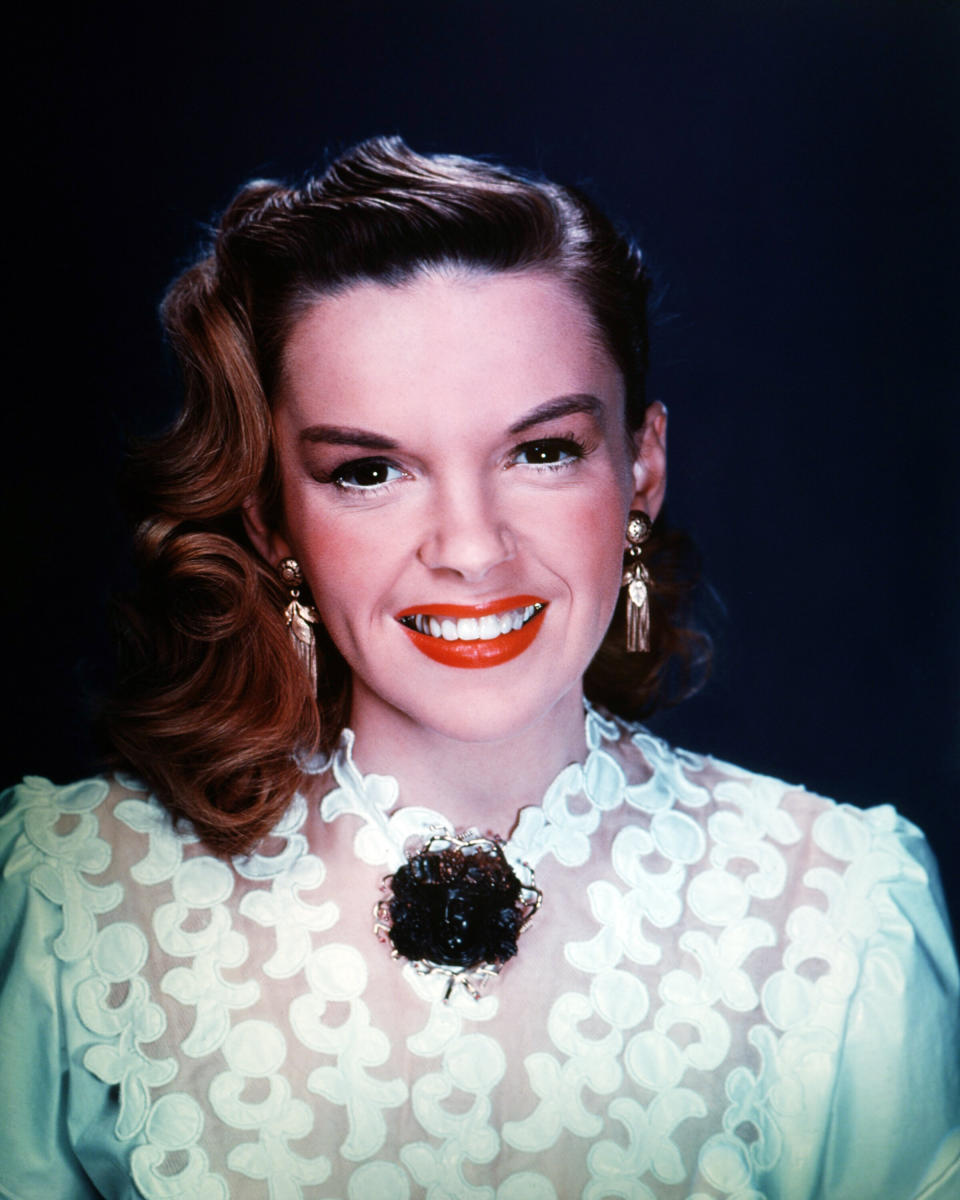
xmin=591 ymin=707 xmax=955 ymax=963
xmin=1 ymin=769 xmax=194 ymax=846
xmin=596 ymin=706 xmax=937 ymax=868
xmin=0 ymin=774 xmax=118 ymax=897
xmin=0 ymin=772 xmax=199 ymax=947
xmin=1 ymin=770 xmax=166 ymax=865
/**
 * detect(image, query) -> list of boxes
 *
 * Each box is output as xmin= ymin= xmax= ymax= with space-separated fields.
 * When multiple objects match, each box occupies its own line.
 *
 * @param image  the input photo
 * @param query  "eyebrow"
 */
xmin=299 ymin=425 xmax=399 ymax=450
xmin=297 ymin=394 xmax=603 ymax=450
xmin=507 ymin=394 xmax=603 ymax=435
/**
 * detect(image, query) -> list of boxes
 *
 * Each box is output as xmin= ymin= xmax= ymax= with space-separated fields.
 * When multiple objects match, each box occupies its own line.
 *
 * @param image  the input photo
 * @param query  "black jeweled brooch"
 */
xmin=374 ymin=830 xmax=542 ymax=1001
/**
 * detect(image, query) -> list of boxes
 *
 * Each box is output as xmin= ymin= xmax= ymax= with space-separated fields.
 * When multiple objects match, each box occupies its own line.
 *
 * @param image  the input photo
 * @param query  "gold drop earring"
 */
xmin=278 ymin=558 xmax=320 ymax=692
xmin=622 ymin=510 xmax=652 ymax=653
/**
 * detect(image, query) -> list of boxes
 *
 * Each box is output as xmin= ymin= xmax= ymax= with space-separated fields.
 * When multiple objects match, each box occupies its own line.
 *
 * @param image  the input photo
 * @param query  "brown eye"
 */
xmin=514 ymin=438 xmax=584 ymax=467
xmin=332 ymin=459 xmax=403 ymax=489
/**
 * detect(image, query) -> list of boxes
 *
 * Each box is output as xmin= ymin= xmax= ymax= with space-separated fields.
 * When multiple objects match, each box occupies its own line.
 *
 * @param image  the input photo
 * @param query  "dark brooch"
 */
xmin=374 ymin=830 xmax=542 ymax=1001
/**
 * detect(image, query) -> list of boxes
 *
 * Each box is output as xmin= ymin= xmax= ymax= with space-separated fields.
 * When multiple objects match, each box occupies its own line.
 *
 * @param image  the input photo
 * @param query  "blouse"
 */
xmin=1 ymin=704 xmax=958 ymax=1199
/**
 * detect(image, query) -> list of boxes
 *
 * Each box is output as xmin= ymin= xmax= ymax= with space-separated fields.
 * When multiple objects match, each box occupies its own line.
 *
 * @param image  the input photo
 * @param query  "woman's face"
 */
xmin=246 ymin=270 xmax=665 ymax=747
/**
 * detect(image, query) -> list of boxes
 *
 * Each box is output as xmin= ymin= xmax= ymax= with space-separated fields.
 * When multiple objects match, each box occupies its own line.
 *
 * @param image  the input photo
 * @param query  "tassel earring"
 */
xmin=622 ymin=510 xmax=652 ymax=653
xmin=278 ymin=558 xmax=320 ymax=693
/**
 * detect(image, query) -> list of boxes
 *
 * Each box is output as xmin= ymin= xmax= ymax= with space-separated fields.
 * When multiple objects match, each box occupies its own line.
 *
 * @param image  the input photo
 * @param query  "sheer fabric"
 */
xmin=1 ymin=705 xmax=957 ymax=1199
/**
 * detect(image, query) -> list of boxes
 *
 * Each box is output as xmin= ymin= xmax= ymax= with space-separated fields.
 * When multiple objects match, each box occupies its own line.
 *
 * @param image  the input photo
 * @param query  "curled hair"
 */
xmin=104 ymin=136 xmax=709 ymax=855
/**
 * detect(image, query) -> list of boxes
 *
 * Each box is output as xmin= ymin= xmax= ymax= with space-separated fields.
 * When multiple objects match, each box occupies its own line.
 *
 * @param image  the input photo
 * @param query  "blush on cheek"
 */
xmin=571 ymin=496 xmax=629 ymax=564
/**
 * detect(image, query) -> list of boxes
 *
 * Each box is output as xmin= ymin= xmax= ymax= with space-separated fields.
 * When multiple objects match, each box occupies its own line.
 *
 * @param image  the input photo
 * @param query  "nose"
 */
xmin=417 ymin=482 xmax=516 ymax=582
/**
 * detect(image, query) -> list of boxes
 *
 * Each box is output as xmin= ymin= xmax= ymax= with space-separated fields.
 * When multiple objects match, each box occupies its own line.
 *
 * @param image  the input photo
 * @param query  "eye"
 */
xmin=512 ymin=437 xmax=586 ymax=468
xmin=330 ymin=458 xmax=405 ymax=490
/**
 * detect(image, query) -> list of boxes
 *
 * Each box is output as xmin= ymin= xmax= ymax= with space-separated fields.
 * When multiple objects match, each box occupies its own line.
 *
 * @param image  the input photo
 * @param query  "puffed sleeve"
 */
xmin=819 ymin=808 xmax=960 ymax=1198
xmin=0 ymin=781 xmax=103 ymax=1199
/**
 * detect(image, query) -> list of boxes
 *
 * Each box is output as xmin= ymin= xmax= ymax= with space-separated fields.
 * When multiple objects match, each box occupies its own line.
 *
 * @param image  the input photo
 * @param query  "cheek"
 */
xmin=278 ymin=488 xmax=368 ymax=616
xmin=549 ymin=487 xmax=629 ymax=597
xmin=304 ymin=530 xmax=374 ymax=616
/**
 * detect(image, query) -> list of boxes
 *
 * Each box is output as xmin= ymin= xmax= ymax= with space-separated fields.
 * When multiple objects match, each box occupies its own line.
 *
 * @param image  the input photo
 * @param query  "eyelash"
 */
xmin=322 ymin=435 xmax=589 ymax=494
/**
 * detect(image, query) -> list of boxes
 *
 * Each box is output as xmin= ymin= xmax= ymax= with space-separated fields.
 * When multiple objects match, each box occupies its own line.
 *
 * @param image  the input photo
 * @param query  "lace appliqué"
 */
xmin=238 ymin=795 xmax=340 ymax=979
xmin=77 ymin=922 xmax=178 ymax=1140
xmin=8 ymin=776 xmax=122 ymax=960
xmin=290 ymin=942 xmax=408 ymax=1160
xmin=208 ymin=1020 xmax=332 ymax=1195
xmin=401 ymin=1033 xmax=507 ymax=1198
xmin=6 ymin=705 xmax=948 ymax=1198
xmin=131 ymin=1093 xmax=228 ymax=1199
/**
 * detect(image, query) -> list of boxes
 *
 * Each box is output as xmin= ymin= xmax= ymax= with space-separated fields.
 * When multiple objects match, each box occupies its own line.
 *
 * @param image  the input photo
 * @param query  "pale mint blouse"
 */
xmin=1 ymin=706 xmax=957 ymax=1199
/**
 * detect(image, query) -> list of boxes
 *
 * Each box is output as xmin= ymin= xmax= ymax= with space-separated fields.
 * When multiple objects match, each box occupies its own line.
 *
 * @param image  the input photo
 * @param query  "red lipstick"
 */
xmin=395 ymin=595 xmax=547 ymax=669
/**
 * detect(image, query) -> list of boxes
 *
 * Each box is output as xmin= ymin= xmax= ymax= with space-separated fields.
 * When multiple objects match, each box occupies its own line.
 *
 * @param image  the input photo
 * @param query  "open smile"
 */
xmin=395 ymin=596 xmax=547 ymax=668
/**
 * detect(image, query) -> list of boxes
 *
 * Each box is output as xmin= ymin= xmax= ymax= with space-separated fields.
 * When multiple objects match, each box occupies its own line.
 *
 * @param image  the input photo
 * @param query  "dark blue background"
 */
xmin=5 ymin=1 xmax=958 ymax=928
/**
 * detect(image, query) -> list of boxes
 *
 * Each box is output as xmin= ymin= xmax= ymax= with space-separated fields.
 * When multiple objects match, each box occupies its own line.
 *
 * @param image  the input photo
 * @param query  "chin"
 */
xmin=395 ymin=676 xmax=584 ymax=748
xmin=346 ymin=619 xmax=602 ymax=748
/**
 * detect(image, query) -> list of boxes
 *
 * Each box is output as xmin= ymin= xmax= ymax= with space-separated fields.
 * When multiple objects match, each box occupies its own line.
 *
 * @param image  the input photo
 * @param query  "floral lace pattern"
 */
xmin=0 ymin=708 xmax=957 ymax=1199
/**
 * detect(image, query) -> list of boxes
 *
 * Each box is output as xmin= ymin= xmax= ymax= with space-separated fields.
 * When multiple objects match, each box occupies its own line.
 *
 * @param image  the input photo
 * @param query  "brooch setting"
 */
xmin=374 ymin=829 xmax=542 ymax=1001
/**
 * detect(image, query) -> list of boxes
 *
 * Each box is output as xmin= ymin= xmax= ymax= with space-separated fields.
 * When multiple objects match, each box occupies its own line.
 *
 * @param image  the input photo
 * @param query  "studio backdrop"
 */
xmin=5 ymin=0 xmax=957 ymax=927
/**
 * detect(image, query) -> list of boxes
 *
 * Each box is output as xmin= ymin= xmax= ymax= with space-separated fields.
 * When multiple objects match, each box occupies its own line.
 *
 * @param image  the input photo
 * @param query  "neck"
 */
xmin=345 ymin=686 xmax=588 ymax=832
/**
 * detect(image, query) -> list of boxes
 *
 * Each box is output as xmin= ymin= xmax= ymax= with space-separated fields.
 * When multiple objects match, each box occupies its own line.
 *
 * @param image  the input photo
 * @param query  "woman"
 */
xmin=1 ymin=137 xmax=956 ymax=1199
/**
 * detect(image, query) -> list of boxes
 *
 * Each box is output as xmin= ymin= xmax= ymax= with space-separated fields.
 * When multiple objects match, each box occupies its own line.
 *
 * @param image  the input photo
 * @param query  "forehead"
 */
xmin=277 ymin=270 xmax=623 ymax=423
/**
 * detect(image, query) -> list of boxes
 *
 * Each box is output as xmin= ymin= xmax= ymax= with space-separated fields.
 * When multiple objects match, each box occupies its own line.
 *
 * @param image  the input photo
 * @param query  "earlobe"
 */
xmin=630 ymin=400 xmax=668 ymax=521
xmin=241 ymin=496 xmax=292 ymax=566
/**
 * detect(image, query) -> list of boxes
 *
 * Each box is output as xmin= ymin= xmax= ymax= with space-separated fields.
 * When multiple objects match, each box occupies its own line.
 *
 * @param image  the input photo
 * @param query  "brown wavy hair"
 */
xmin=104 ymin=136 xmax=710 ymax=855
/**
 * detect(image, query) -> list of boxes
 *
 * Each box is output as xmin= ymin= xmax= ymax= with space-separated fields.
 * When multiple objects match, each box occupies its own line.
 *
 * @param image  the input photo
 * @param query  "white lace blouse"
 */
xmin=1 ymin=706 xmax=957 ymax=1199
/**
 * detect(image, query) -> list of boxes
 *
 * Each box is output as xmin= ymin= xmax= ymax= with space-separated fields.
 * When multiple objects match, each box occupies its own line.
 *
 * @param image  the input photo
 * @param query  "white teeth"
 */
xmin=403 ymin=604 xmax=542 ymax=642
xmin=479 ymin=615 xmax=500 ymax=640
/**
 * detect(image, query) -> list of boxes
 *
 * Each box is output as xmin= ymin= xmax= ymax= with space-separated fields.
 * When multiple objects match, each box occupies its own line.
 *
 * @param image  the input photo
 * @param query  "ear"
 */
xmin=630 ymin=400 xmax=668 ymax=521
xmin=241 ymin=495 xmax=293 ymax=567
